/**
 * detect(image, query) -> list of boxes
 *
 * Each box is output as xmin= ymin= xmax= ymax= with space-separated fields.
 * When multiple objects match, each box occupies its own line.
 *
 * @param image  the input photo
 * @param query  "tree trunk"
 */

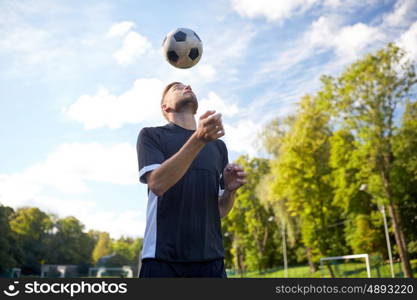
xmin=387 ymin=203 xmax=413 ymax=278
xmin=260 ymin=227 xmax=269 ymax=272
xmin=233 ymin=242 xmax=243 ymax=277
xmin=326 ymin=264 xmax=335 ymax=278
xmin=306 ymin=247 xmax=317 ymax=273
xmin=380 ymin=155 xmax=413 ymax=278
xmin=238 ymin=253 xmax=245 ymax=277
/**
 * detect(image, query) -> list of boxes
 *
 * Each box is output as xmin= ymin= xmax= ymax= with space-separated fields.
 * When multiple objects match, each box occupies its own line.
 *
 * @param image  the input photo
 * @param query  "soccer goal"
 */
xmin=320 ymin=254 xmax=371 ymax=278
xmin=88 ymin=266 xmax=134 ymax=278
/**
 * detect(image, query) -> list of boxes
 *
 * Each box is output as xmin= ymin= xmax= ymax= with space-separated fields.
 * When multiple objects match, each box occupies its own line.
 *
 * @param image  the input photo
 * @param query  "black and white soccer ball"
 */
xmin=162 ymin=28 xmax=203 ymax=69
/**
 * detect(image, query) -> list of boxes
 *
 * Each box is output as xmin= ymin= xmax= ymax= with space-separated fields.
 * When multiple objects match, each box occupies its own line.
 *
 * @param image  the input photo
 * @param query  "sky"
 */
xmin=0 ymin=0 xmax=416 ymax=239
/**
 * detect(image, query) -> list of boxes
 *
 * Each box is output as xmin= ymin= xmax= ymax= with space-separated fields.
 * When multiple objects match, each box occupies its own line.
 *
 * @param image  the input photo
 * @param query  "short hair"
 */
xmin=161 ymin=82 xmax=181 ymax=121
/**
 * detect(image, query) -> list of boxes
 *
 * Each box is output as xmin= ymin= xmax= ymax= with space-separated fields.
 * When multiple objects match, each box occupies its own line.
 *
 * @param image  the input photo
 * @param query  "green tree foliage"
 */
xmin=130 ymin=238 xmax=143 ymax=263
xmin=329 ymin=129 xmax=386 ymax=255
xmin=222 ymin=156 xmax=280 ymax=274
xmin=329 ymin=43 xmax=416 ymax=277
xmin=46 ymin=216 xmax=95 ymax=268
xmin=92 ymin=232 xmax=113 ymax=264
xmin=0 ymin=205 xmax=23 ymax=274
xmin=112 ymin=237 xmax=143 ymax=265
xmin=393 ymin=100 xmax=417 ymax=258
xmin=257 ymin=116 xmax=295 ymax=158
xmin=9 ymin=207 xmax=53 ymax=274
xmin=0 ymin=205 xmax=142 ymax=276
xmin=257 ymin=116 xmax=308 ymax=270
xmin=269 ymin=94 xmax=347 ymax=267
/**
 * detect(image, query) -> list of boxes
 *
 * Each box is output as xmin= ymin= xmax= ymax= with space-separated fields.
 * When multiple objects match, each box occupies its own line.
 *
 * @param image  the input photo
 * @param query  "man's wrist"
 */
xmin=224 ymin=187 xmax=237 ymax=193
xmin=189 ymin=132 xmax=207 ymax=149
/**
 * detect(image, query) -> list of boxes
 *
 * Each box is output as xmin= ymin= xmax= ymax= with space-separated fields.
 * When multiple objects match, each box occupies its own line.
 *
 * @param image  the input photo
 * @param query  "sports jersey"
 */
xmin=136 ymin=122 xmax=228 ymax=262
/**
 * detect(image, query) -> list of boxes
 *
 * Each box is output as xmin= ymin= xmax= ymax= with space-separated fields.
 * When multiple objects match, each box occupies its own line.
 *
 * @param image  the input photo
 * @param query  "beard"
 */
xmin=174 ymin=94 xmax=198 ymax=114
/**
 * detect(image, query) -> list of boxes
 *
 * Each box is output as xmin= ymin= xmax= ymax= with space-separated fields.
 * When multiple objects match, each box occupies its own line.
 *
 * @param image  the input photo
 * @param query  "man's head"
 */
xmin=161 ymin=82 xmax=198 ymax=121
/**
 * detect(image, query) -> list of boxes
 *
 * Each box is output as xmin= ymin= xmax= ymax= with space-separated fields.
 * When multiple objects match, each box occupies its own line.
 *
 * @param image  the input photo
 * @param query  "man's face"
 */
xmin=163 ymin=83 xmax=198 ymax=115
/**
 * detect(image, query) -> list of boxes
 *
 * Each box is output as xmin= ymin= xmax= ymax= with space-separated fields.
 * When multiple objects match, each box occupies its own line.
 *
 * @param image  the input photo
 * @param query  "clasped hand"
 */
xmin=195 ymin=110 xmax=224 ymax=142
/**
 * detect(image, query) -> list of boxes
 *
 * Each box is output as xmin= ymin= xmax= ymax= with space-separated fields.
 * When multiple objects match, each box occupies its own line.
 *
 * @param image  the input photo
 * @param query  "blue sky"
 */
xmin=1 ymin=0 xmax=416 ymax=238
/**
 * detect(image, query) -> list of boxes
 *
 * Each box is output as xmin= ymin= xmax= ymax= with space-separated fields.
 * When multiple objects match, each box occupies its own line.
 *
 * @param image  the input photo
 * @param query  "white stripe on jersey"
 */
xmin=141 ymin=190 xmax=158 ymax=260
xmin=139 ymin=164 xmax=161 ymax=183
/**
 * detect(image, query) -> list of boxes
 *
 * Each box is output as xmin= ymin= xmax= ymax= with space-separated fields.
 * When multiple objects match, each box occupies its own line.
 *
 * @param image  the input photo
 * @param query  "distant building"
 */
xmin=88 ymin=253 xmax=137 ymax=277
xmin=0 ymin=268 xmax=21 ymax=278
xmin=41 ymin=264 xmax=78 ymax=278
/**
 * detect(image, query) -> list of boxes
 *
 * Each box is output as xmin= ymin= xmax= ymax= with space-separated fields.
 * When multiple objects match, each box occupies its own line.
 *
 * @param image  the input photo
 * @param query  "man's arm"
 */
xmin=147 ymin=111 xmax=224 ymax=196
xmin=218 ymin=163 xmax=247 ymax=218
xmin=218 ymin=189 xmax=236 ymax=218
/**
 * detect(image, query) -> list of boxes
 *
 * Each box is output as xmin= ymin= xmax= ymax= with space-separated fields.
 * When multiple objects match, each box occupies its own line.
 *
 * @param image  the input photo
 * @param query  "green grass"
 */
xmin=228 ymin=261 xmax=412 ymax=278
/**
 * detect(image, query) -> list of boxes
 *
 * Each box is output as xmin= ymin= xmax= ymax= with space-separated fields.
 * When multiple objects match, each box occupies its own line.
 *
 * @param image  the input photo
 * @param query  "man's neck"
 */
xmin=169 ymin=113 xmax=196 ymax=130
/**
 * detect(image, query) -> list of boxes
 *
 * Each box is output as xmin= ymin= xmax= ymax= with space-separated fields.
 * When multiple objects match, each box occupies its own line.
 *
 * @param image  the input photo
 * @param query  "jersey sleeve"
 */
xmin=137 ymin=127 xmax=165 ymax=184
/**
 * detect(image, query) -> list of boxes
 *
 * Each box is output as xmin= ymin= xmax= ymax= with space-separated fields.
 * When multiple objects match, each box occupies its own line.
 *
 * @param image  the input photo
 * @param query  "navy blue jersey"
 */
xmin=137 ymin=122 xmax=228 ymax=262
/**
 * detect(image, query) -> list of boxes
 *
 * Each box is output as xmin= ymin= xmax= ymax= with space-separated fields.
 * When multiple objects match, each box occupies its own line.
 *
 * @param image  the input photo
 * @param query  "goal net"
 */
xmin=320 ymin=254 xmax=371 ymax=278
xmin=88 ymin=266 xmax=134 ymax=278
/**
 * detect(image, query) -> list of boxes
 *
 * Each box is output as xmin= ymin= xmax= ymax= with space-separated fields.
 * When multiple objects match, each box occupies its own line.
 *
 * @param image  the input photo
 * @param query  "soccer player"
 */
xmin=137 ymin=82 xmax=247 ymax=277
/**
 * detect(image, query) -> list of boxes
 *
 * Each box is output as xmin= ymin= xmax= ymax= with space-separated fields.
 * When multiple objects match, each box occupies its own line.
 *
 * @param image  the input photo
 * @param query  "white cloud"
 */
xmin=65 ymin=78 xmax=165 ymax=129
xmin=34 ymin=196 xmax=97 ymax=217
xmin=107 ymin=21 xmax=135 ymax=38
xmin=336 ymin=23 xmax=384 ymax=58
xmin=0 ymin=23 xmax=78 ymax=79
xmin=0 ymin=142 xmax=137 ymax=202
xmin=383 ymin=0 xmax=417 ymax=28
xmin=230 ymin=0 xmax=319 ymax=23
xmin=256 ymin=39 xmax=314 ymax=77
xmin=322 ymin=0 xmax=342 ymax=8
xmin=166 ymin=63 xmax=218 ymax=83
xmin=198 ymin=92 xmax=239 ymax=118
xmin=79 ymin=209 xmax=146 ymax=239
xmin=247 ymin=13 xmax=389 ymax=136
xmin=0 ymin=25 xmax=48 ymax=53
xmin=113 ymin=31 xmax=152 ymax=65
xmin=197 ymin=64 xmax=217 ymax=81
xmin=202 ymin=25 xmax=256 ymax=78
xmin=307 ymin=16 xmax=337 ymax=46
xmin=223 ymin=120 xmax=263 ymax=157
xmin=230 ymin=0 xmax=382 ymax=23
xmin=105 ymin=21 xmax=153 ymax=65
xmin=322 ymin=0 xmax=380 ymax=11
xmin=0 ymin=1 xmax=117 ymax=80
xmin=397 ymin=21 xmax=417 ymax=61
xmin=257 ymin=16 xmax=384 ymax=82
xmin=307 ymin=16 xmax=385 ymax=60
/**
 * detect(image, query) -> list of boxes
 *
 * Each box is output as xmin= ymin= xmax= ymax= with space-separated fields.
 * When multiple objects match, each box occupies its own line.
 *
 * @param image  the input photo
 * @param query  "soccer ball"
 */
xmin=162 ymin=28 xmax=203 ymax=69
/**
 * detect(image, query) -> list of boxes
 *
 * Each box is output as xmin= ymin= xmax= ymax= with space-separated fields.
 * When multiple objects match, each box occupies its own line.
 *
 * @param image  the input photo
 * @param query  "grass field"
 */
xmin=227 ymin=261 xmax=417 ymax=278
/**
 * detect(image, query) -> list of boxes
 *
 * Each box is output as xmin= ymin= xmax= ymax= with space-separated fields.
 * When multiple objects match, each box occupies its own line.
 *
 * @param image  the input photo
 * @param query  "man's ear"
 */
xmin=162 ymin=104 xmax=172 ymax=113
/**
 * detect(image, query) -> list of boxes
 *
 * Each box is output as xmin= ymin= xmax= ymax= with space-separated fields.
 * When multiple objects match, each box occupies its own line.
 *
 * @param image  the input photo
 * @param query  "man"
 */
xmin=136 ymin=82 xmax=246 ymax=277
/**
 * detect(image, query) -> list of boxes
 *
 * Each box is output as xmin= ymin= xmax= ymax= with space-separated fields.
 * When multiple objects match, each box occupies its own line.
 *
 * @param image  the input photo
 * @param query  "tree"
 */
xmin=257 ymin=116 xmax=295 ymax=158
xmin=0 ymin=205 xmax=22 ymax=274
xmin=257 ymin=116 xmax=307 ymax=272
xmin=92 ymin=232 xmax=113 ymax=264
xmin=112 ymin=237 xmax=143 ymax=265
xmin=268 ymin=94 xmax=347 ymax=276
xmin=393 ymin=100 xmax=417 ymax=259
xmin=9 ymin=207 xmax=52 ymax=275
xmin=222 ymin=156 xmax=280 ymax=274
xmin=330 ymin=43 xmax=416 ymax=277
xmin=46 ymin=216 xmax=95 ymax=268
xmin=130 ymin=238 xmax=143 ymax=264
xmin=329 ymin=129 xmax=386 ymax=255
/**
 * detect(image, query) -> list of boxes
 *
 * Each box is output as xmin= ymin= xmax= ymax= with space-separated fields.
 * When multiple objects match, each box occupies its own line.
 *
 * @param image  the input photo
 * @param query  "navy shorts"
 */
xmin=139 ymin=258 xmax=227 ymax=278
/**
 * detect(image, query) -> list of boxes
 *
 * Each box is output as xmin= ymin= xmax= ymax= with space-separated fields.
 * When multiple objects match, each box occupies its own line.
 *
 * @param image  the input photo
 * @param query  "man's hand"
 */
xmin=194 ymin=110 xmax=225 ymax=142
xmin=223 ymin=163 xmax=247 ymax=192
